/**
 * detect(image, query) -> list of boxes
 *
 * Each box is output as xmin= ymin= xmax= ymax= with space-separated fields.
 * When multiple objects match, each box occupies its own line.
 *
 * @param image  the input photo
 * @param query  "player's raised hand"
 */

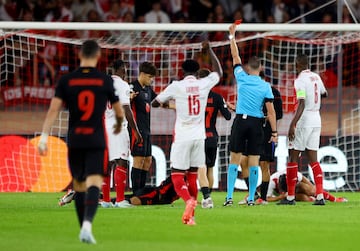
xmin=201 ymin=40 xmax=210 ymax=51
xmin=229 ymin=23 xmax=237 ymax=36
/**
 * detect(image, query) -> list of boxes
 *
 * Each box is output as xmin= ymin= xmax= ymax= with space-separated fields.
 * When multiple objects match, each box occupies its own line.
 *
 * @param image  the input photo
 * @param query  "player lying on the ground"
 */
xmin=59 ymin=176 xmax=179 ymax=206
xmin=266 ymin=170 xmax=348 ymax=203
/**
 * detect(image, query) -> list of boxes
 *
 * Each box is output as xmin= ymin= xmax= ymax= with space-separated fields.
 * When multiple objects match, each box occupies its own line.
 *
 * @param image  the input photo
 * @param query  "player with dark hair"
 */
xmin=224 ymin=23 xmax=278 ymax=206
xmin=195 ymin=42 xmax=231 ymax=209
xmin=152 ymin=43 xmax=221 ymax=225
xmin=267 ymin=171 xmax=348 ymax=203
xmin=38 ymin=40 xmax=124 ymax=244
xmin=278 ymin=54 xmax=328 ymax=206
xmin=129 ymin=62 xmax=157 ymax=194
xmin=101 ymin=59 xmax=142 ymax=208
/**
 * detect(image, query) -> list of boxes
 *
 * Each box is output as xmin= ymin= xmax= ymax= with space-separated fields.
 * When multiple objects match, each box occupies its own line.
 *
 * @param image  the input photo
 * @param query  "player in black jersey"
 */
xmin=124 ymin=176 xmax=179 ymax=205
xmin=129 ymin=62 xmax=157 ymax=193
xmin=258 ymin=83 xmax=283 ymax=202
xmin=197 ymin=68 xmax=232 ymax=208
xmin=38 ymin=40 xmax=124 ymax=244
xmin=59 ymin=176 xmax=179 ymax=206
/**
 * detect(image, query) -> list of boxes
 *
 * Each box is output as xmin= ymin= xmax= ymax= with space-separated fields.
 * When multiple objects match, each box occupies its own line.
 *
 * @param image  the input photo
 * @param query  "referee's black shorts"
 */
xmin=68 ymin=148 xmax=108 ymax=182
xmin=229 ymin=114 xmax=264 ymax=155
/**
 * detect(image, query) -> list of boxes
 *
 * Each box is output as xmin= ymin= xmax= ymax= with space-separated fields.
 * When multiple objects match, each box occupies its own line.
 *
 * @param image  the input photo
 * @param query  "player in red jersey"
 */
xmin=152 ymin=42 xmax=222 ymax=225
xmin=129 ymin=62 xmax=157 ymax=194
xmin=38 ymin=40 xmax=124 ymax=244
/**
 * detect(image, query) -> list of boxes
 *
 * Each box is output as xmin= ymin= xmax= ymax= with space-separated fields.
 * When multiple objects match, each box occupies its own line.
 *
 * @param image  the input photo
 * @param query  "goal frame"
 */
xmin=1 ymin=21 xmax=360 ymax=32
xmin=1 ymin=22 xmax=359 ymax=191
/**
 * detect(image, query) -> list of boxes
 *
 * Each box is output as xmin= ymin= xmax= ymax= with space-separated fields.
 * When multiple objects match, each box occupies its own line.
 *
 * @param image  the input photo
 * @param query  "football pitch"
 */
xmin=0 ymin=192 xmax=359 ymax=251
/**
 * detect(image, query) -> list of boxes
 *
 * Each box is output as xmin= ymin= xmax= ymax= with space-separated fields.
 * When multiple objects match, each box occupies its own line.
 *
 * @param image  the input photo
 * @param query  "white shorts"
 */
xmin=170 ymin=139 xmax=205 ymax=170
xmin=288 ymin=127 xmax=321 ymax=151
xmin=106 ymin=126 xmax=130 ymax=161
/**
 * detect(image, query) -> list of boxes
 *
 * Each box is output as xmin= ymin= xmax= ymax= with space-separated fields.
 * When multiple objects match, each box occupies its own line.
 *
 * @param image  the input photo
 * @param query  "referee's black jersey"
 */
xmin=205 ymin=91 xmax=232 ymax=140
xmin=130 ymin=80 xmax=157 ymax=135
xmin=55 ymin=67 xmax=118 ymax=149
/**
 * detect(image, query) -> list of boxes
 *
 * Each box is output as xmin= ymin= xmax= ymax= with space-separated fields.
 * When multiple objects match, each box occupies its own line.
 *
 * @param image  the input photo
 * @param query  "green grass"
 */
xmin=0 ymin=192 xmax=359 ymax=251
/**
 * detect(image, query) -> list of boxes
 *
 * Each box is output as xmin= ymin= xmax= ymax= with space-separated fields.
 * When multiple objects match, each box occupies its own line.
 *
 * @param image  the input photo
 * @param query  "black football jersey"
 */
xmin=55 ymin=67 xmax=118 ymax=148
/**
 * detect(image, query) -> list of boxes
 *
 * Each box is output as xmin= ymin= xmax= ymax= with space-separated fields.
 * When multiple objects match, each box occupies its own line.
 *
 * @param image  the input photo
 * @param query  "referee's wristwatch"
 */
xmin=271 ymin=131 xmax=278 ymax=137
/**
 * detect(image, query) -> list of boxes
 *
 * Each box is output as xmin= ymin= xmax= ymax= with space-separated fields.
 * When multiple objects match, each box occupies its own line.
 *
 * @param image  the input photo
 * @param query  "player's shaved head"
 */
xmin=296 ymin=54 xmax=309 ymax=67
xmin=112 ymin=59 xmax=127 ymax=79
xmin=296 ymin=54 xmax=309 ymax=72
xmin=182 ymin=59 xmax=200 ymax=75
xmin=112 ymin=59 xmax=126 ymax=71
xmin=80 ymin=40 xmax=100 ymax=59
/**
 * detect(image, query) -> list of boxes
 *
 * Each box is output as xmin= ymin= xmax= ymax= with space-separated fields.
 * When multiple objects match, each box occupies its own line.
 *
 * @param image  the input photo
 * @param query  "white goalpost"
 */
xmin=0 ymin=21 xmax=359 ymax=192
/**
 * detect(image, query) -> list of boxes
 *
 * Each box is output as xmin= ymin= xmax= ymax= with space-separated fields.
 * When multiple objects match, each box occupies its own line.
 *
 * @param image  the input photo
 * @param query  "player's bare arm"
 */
xmin=229 ymin=23 xmax=242 ymax=66
xmin=202 ymin=41 xmax=223 ymax=77
xmin=112 ymin=101 xmax=124 ymax=134
xmin=38 ymin=97 xmax=63 ymax=155
xmin=288 ymin=99 xmax=305 ymax=141
xmin=265 ymin=101 xmax=278 ymax=143
xmin=124 ymin=104 xmax=143 ymax=144
xmin=267 ymin=193 xmax=286 ymax=202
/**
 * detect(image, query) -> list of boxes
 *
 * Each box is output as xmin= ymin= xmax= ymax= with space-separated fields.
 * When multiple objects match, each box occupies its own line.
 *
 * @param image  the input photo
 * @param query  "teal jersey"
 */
xmin=234 ymin=65 xmax=274 ymax=118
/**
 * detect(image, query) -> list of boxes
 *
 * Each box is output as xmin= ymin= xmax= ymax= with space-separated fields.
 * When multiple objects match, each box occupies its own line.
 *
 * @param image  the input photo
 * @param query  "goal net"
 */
xmin=0 ymin=22 xmax=359 ymax=192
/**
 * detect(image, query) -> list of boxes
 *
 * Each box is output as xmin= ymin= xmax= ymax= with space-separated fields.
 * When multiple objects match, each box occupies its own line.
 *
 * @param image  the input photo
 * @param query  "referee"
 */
xmin=224 ymin=24 xmax=278 ymax=206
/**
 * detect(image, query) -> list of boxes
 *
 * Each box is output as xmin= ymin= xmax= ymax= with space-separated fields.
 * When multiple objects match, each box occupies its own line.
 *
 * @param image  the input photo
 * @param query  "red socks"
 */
xmin=102 ymin=176 xmax=111 ymax=202
xmin=171 ymin=172 xmax=192 ymax=202
xmin=186 ymin=171 xmax=198 ymax=200
xmin=323 ymin=191 xmax=335 ymax=202
xmin=286 ymin=162 xmax=298 ymax=197
xmin=310 ymin=162 xmax=323 ymax=196
xmin=115 ymin=166 xmax=127 ymax=202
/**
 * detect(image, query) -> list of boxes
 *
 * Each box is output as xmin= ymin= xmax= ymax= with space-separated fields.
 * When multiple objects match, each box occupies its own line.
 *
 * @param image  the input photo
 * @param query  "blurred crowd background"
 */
xmin=1 ymin=0 xmax=360 ymax=91
xmin=0 ymin=0 xmax=360 ymax=25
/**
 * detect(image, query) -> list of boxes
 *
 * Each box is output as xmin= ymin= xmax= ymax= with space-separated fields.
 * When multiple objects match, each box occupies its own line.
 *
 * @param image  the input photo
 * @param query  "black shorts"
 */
xmin=260 ymin=123 xmax=276 ymax=162
xmin=68 ymin=148 xmax=108 ymax=182
xmin=229 ymin=114 xmax=264 ymax=155
xmin=131 ymin=133 xmax=152 ymax=157
xmin=205 ymin=137 xmax=218 ymax=167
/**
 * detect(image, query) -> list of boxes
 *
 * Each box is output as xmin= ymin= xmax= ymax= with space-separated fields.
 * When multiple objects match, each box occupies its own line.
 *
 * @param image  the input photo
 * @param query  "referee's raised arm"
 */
xmin=229 ymin=24 xmax=242 ymax=66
